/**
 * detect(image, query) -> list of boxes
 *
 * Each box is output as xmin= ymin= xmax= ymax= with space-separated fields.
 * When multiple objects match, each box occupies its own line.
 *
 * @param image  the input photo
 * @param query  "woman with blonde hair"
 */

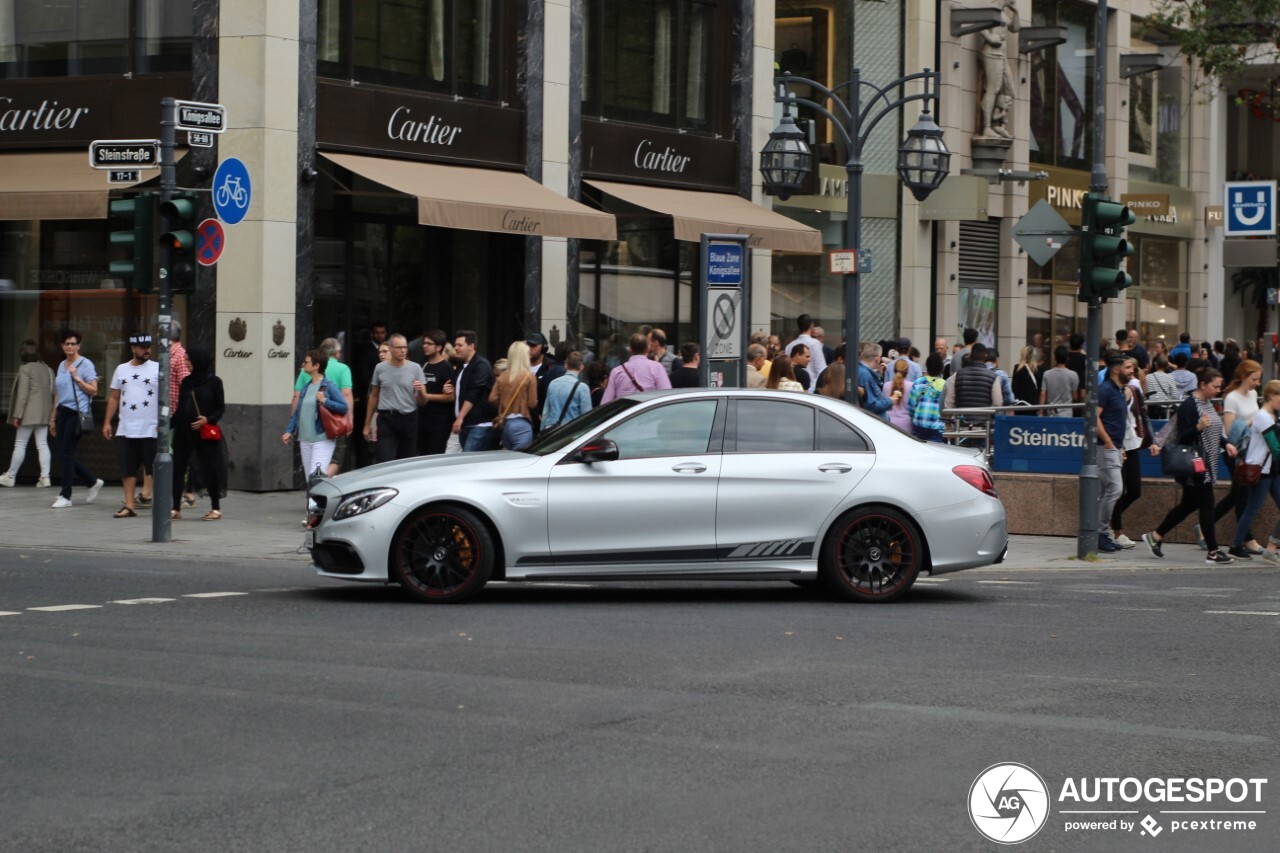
xmin=488 ymin=341 xmax=537 ymax=451
xmin=1011 ymin=345 xmax=1043 ymax=415
xmin=882 ymin=358 xmax=912 ymax=430
xmin=765 ymin=353 xmax=804 ymax=392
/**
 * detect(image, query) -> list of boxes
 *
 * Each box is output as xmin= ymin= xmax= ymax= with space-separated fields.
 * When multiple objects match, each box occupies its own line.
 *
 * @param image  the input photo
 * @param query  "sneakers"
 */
xmin=51 ymin=496 xmax=72 ymax=509
xmin=1097 ymin=535 xmax=1120 ymax=553
xmin=1193 ymin=524 xmax=1208 ymax=551
xmin=1261 ymin=550 xmax=1280 ymax=567
xmin=1227 ymin=546 xmax=1254 ymax=561
xmin=1143 ymin=532 xmax=1164 ymax=558
xmin=85 ymin=478 xmax=104 ymax=504
xmin=0 ymin=472 xmax=14 ymax=487
xmin=1206 ymin=550 xmax=1234 ymax=565
xmin=36 ymin=476 xmax=51 ymax=488
xmin=1112 ymin=533 xmax=1137 ymax=549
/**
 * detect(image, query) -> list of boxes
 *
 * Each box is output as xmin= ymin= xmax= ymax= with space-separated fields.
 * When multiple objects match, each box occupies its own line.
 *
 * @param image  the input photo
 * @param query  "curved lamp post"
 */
xmin=762 ymin=69 xmax=950 ymax=405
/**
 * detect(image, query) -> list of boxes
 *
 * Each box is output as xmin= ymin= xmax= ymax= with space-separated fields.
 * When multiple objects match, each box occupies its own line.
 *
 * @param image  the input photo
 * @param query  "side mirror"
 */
xmin=575 ymin=439 xmax=619 ymax=464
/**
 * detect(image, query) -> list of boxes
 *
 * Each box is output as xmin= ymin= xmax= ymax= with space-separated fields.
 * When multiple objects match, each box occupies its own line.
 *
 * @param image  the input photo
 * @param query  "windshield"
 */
xmin=524 ymin=398 xmax=640 ymax=455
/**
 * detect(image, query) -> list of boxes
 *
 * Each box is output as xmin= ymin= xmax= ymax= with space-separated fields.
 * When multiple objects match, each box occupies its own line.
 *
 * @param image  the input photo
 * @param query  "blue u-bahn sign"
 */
xmin=992 ymin=415 xmax=1230 ymax=479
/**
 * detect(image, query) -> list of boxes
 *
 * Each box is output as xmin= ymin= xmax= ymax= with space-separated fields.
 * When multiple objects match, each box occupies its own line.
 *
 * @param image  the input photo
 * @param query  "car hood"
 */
xmin=313 ymin=450 xmax=541 ymax=494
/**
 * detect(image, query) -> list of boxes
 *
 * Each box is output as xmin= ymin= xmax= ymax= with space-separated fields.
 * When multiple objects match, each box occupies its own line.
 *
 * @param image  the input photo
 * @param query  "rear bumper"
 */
xmin=917 ymin=498 xmax=1009 ymax=575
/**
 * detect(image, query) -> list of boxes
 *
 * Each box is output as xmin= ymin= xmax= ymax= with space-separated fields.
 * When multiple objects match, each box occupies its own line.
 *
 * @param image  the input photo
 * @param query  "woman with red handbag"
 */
xmin=282 ymin=349 xmax=349 ymax=482
xmin=172 ymin=347 xmax=227 ymax=521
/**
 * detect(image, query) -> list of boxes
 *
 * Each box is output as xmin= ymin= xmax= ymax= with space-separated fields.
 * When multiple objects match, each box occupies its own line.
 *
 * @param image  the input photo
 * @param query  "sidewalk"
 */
xmin=0 ymin=484 xmax=1234 ymax=571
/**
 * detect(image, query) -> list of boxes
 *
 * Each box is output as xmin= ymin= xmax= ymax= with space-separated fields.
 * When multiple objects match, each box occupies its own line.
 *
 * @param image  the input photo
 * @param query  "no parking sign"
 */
xmin=196 ymin=218 xmax=225 ymax=266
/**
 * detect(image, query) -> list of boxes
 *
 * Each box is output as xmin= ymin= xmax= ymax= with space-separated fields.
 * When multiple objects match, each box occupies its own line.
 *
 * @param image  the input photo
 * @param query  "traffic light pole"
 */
xmin=153 ymin=98 xmax=176 ymax=543
xmin=1077 ymin=0 xmax=1109 ymax=560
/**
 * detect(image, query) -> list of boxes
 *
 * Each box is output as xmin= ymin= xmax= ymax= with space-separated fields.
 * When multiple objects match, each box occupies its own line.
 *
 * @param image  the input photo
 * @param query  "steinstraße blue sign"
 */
xmin=992 ymin=415 xmax=1229 ymax=479
xmin=213 ymin=157 xmax=252 ymax=225
xmin=705 ymin=241 xmax=744 ymax=286
xmin=1224 ymin=180 xmax=1277 ymax=236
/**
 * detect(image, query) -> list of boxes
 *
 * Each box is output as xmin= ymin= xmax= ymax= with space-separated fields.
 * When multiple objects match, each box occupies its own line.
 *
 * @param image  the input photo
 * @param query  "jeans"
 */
xmin=1213 ymin=477 xmax=1254 ymax=544
xmin=6 ymin=423 xmax=51 ymax=478
xmin=1098 ymin=448 xmax=1124 ymax=537
xmin=1110 ymin=448 xmax=1144 ymax=532
xmin=1234 ymin=474 xmax=1280 ymax=549
xmin=501 ymin=417 xmax=533 ymax=451
xmin=55 ymin=405 xmax=97 ymax=499
xmin=461 ymin=424 xmax=493 ymax=452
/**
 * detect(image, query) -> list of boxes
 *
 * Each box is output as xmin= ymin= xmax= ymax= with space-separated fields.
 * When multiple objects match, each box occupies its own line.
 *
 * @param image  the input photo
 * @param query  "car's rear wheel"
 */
xmin=821 ymin=507 xmax=922 ymax=602
xmin=390 ymin=506 xmax=494 ymax=603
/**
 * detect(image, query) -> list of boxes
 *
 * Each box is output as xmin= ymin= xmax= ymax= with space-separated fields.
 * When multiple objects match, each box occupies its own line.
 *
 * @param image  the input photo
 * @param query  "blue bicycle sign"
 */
xmin=213 ymin=157 xmax=252 ymax=225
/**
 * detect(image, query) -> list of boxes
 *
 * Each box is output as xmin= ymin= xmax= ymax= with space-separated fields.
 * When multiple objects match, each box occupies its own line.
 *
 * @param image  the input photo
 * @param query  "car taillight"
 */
xmin=953 ymin=465 xmax=998 ymax=498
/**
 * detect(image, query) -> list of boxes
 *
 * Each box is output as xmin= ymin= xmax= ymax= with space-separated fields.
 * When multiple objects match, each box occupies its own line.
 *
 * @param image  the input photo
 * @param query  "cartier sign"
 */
xmin=0 ymin=77 xmax=191 ymax=149
xmin=584 ymin=119 xmax=736 ymax=191
xmin=318 ymin=81 xmax=522 ymax=167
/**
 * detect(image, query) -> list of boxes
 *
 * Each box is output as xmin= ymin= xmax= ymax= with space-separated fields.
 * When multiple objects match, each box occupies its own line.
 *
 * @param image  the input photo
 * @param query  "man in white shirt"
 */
xmin=102 ymin=334 xmax=160 ymax=517
xmin=785 ymin=313 xmax=827 ymax=386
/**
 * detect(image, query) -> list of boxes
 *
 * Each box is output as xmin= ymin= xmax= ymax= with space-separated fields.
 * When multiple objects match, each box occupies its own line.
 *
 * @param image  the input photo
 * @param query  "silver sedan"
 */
xmin=306 ymin=388 xmax=1007 ymax=603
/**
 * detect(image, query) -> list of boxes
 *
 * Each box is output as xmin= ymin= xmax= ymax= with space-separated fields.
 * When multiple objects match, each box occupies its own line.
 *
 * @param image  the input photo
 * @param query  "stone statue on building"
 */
xmin=979 ymin=0 xmax=1020 ymax=140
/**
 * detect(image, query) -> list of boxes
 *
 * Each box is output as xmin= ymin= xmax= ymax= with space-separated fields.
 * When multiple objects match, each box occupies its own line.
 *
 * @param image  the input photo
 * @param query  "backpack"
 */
xmin=910 ymin=377 xmax=944 ymax=429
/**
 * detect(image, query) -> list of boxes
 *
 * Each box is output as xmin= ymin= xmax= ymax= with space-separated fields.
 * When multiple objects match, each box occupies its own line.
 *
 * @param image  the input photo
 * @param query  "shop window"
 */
xmin=583 ymin=0 xmax=727 ymax=134
xmin=1128 ymin=59 xmax=1187 ymax=186
xmin=0 ymin=0 xmax=191 ymax=79
xmin=318 ymin=0 xmax=509 ymax=102
xmin=1028 ymin=0 xmax=1095 ymax=172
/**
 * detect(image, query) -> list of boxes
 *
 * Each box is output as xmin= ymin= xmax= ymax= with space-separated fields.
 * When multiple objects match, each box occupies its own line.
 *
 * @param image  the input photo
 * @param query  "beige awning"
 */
xmin=0 ymin=151 xmax=150 ymax=220
xmin=586 ymin=179 xmax=823 ymax=254
xmin=321 ymin=152 xmax=616 ymax=241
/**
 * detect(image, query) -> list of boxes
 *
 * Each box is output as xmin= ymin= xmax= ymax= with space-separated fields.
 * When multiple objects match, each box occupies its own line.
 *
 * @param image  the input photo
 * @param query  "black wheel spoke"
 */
xmin=829 ymin=512 xmax=918 ymax=600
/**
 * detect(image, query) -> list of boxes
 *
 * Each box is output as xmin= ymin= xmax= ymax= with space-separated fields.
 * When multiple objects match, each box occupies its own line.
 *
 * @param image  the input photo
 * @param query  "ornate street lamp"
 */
xmin=762 ymin=69 xmax=949 ymax=405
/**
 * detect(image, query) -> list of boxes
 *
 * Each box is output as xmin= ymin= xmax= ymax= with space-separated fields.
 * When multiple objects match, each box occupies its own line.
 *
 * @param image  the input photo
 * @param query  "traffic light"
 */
xmin=159 ymin=192 xmax=199 ymax=291
xmin=108 ymin=193 xmax=157 ymax=292
xmin=1078 ymin=193 xmax=1136 ymax=302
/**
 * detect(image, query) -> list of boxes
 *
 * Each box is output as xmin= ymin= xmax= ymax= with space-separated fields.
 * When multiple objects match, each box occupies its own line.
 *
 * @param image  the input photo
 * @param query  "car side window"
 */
xmin=817 ymin=411 xmax=871 ymax=452
xmin=602 ymin=400 xmax=719 ymax=459
xmin=734 ymin=399 xmax=815 ymax=452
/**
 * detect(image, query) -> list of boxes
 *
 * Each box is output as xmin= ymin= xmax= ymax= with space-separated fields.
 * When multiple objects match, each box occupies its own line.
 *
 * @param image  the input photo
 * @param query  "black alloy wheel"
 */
xmin=821 ymin=507 xmax=922 ymax=603
xmin=390 ymin=506 xmax=495 ymax=603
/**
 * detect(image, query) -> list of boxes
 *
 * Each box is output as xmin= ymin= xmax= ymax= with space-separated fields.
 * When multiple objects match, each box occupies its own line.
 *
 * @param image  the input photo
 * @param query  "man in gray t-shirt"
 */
xmin=363 ymin=334 xmax=427 ymax=462
xmin=1040 ymin=347 xmax=1080 ymax=417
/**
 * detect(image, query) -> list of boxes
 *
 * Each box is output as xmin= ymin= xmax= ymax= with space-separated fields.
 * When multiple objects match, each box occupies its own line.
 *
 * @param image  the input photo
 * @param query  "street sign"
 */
xmin=213 ymin=157 xmax=252 ymax=225
xmin=706 ymin=287 xmax=742 ymax=359
xmin=828 ymin=250 xmax=857 ymax=275
xmin=107 ymin=170 xmax=141 ymax=184
xmin=704 ymin=241 xmax=744 ymax=286
xmin=1224 ymin=180 xmax=1277 ymax=236
xmin=195 ymin=218 xmax=226 ymax=267
xmin=1012 ymin=199 xmax=1076 ymax=266
xmin=174 ymin=100 xmax=226 ymax=134
xmin=187 ymin=131 xmax=214 ymax=148
xmin=859 ymin=248 xmax=873 ymax=274
xmin=89 ymin=139 xmax=159 ymax=170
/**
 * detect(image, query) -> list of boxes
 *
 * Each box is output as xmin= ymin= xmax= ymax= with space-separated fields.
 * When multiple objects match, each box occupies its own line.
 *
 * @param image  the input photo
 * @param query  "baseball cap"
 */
xmin=526 ymin=332 xmax=548 ymax=348
xmin=129 ymin=334 xmax=152 ymax=346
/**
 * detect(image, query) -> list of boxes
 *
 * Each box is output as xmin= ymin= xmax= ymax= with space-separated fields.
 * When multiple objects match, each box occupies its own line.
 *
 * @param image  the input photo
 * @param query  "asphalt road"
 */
xmin=2 ymin=551 xmax=1278 ymax=853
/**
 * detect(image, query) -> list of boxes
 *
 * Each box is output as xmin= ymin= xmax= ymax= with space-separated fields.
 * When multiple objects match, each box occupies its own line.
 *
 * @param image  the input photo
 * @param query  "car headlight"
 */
xmin=332 ymin=488 xmax=398 ymax=520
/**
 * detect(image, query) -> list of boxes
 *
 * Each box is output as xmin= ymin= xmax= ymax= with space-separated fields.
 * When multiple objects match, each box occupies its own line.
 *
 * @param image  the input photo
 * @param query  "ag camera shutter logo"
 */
xmin=969 ymin=762 xmax=1051 ymax=844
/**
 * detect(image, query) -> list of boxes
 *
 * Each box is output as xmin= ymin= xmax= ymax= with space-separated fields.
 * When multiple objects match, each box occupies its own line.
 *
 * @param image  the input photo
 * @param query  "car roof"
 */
xmin=623 ymin=387 xmax=900 ymax=430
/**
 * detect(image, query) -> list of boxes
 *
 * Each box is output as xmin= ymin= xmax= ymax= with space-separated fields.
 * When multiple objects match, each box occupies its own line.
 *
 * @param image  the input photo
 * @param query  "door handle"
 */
xmin=818 ymin=463 xmax=852 ymax=473
xmin=672 ymin=463 xmax=707 ymax=473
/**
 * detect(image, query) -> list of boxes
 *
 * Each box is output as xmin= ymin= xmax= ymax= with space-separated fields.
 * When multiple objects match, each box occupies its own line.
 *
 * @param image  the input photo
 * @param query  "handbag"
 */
xmin=191 ymin=391 xmax=223 ymax=442
xmin=493 ymin=371 xmax=532 ymax=431
xmin=69 ymin=360 xmax=94 ymax=434
xmin=317 ymin=384 xmax=353 ymax=439
xmin=1234 ymin=461 xmax=1263 ymax=488
xmin=1160 ymin=443 xmax=1200 ymax=479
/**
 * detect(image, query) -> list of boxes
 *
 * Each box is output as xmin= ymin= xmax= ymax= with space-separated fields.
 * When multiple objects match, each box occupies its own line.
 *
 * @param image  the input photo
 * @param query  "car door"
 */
xmin=547 ymin=398 xmax=724 ymax=568
xmin=716 ymin=398 xmax=876 ymax=561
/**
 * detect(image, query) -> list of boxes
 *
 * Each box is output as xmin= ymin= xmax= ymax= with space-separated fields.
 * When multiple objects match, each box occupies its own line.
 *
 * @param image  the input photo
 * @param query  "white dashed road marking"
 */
xmin=181 ymin=592 xmax=250 ymax=599
xmin=977 ymin=580 xmax=1038 ymax=585
xmin=112 ymin=598 xmax=177 ymax=605
xmin=27 ymin=604 xmax=102 ymax=612
xmin=1204 ymin=610 xmax=1280 ymax=617
xmin=0 ymin=611 xmax=21 ymax=617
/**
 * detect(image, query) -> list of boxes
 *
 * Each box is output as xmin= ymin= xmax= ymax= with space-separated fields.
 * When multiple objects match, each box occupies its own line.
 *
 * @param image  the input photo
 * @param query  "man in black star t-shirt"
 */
xmin=417 ymin=329 xmax=456 ymax=455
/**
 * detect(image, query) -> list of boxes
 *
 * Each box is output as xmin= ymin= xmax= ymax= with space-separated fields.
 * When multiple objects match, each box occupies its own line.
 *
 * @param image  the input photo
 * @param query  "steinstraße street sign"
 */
xmin=89 ymin=139 xmax=159 ymax=170
xmin=174 ymin=100 xmax=226 ymax=134
xmin=1012 ymin=199 xmax=1076 ymax=266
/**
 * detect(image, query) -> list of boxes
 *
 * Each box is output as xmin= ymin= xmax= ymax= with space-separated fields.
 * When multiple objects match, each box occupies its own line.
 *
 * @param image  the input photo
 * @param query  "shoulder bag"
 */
xmin=69 ymin=360 xmax=94 ymax=434
xmin=316 ymin=382 xmax=353 ymax=439
xmin=493 ymin=371 xmax=532 ymax=430
xmin=1232 ymin=418 xmax=1262 ymax=487
xmin=191 ymin=391 xmax=223 ymax=441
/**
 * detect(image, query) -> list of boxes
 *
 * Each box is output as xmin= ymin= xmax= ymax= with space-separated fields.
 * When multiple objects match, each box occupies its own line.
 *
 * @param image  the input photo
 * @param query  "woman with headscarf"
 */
xmin=172 ymin=347 xmax=227 ymax=520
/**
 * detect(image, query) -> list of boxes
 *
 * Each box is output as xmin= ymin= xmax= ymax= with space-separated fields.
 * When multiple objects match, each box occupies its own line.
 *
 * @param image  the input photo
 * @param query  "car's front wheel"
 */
xmin=821 ymin=507 xmax=922 ymax=603
xmin=390 ymin=506 xmax=495 ymax=603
